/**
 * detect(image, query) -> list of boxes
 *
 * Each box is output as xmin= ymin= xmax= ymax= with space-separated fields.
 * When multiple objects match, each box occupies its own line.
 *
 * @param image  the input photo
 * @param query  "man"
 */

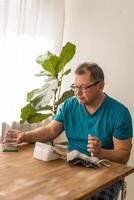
xmin=4 ymin=62 xmax=133 ymax=200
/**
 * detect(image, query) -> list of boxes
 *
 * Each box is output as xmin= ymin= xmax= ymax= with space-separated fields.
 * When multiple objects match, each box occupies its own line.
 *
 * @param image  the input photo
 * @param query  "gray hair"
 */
xmin=75 ymin=62 xmax=104 ymax=82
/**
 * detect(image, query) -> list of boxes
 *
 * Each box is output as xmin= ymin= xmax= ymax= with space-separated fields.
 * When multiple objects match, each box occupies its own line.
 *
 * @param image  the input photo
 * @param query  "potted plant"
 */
xmin=20 ymin=42 xmax=76 ymax=124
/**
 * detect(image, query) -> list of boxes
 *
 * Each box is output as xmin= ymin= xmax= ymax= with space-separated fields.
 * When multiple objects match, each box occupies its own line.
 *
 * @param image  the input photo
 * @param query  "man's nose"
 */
xmin=75 ymin=88 xmax=83 ymax=95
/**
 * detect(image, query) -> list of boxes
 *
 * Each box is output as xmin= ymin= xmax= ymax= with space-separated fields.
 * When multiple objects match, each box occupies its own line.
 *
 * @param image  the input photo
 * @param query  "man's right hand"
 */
xmin=2 ymin=130 xmax=26 ymax=144
xmin=16 ymin=132 xmax=26 ymax=143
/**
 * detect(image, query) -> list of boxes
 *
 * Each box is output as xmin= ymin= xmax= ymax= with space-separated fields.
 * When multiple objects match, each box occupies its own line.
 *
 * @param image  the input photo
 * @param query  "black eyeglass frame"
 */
xmin=70 ymin=80 xmax=101 ymax=93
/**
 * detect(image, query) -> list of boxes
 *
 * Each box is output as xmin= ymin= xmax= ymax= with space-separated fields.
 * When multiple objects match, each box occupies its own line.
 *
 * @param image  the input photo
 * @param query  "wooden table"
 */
xmin=0 ymin=144 xmax=134 ymax=200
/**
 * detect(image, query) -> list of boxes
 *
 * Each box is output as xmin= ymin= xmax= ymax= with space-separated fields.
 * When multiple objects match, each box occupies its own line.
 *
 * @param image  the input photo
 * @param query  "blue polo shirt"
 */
xmin=54 ymin=95 xmax=133 ymax=156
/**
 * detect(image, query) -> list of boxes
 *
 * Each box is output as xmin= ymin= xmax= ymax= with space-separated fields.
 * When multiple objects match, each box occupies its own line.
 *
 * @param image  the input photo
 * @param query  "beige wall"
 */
xmin=63 ymin=0 xmax=134 ymax=199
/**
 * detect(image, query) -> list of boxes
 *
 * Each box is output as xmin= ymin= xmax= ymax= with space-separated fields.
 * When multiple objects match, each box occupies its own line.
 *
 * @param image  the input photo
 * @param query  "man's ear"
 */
xmin=98 ymin=81 xmax=105 ymax=90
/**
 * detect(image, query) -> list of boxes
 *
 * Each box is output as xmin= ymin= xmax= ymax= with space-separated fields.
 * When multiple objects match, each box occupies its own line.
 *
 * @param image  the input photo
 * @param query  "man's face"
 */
xmin=74 ymin=73 xmax=104 ymax=105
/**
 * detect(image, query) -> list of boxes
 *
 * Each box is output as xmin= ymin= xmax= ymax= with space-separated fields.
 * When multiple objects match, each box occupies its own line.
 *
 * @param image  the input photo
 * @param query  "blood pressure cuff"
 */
xmin=67 ymin=150 xmax=111 ymax=169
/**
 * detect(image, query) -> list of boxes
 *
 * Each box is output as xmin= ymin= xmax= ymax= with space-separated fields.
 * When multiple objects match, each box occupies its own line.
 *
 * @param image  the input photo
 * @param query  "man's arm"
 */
xmin=99 ymin=137 xmax=132 ymax=164
xmin=17 ymin=120 xmax=64 ymax=143
xmin=88 ymin=135 xmax=132 ymax=164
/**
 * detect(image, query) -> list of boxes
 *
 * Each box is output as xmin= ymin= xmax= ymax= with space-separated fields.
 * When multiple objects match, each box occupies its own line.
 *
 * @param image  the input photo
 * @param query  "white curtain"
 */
xmin=0 ymin=0 xmax=65 ymax=131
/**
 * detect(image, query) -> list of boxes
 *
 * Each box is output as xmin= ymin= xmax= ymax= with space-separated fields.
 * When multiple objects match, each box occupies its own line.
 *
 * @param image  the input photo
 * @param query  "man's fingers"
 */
xmin=88 ymin=135 xmax=102 ymax=157
xmin=87 ymin=145 xmax=98 ymax=151
xmin=2 ymin=140 xmax=6 ymax=144
xmin=87 ymin=141 xmax=102 ymax=157
xmin=88 ymin=136 xmax=101 ymax=147
xmin=87 ymin=147 xmax=97 ymax=156
xmin=17 ymin=135 xmax=23 ymax=143
xmin=87 ymin=143 xmax=96 ymax=148
xmin=88 ymin=136 xmax=100 ymax=142
xmin=16 ymin=132 xmax=26 ymax=143
xmin=88 ymin=140 xmax=100 ymax=147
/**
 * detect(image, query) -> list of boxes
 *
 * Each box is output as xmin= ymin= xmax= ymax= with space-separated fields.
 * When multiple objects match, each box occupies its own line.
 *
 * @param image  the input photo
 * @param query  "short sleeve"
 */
xmin=54 ymin=103 xmax=64 ymax=123
xmin=113 ymin=108 xmax=133 ymax=140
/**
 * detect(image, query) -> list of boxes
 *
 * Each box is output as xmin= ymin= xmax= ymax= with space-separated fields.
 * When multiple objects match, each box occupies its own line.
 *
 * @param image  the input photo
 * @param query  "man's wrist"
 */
xmin=98 ymin=148 xmax=104 ymax=159
xmin=23 ymin=131 xmax=31 ymax=142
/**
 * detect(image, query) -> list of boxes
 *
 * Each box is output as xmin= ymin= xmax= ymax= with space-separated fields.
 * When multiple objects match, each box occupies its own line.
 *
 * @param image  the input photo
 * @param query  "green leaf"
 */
xmin=42 ymin=60 xmax=56 ymax=76
xmin=35 ymin=71 xmax=51 ymax=77
xmin=27 ymin=113 xmax=52 ymax=123
xmin=20 ymin=103 xmax=36 ymax=121
xmin=36 ymin=51 xmax=52 ymax=65
xmin=20 ymin=103 xmax=53 ymax=123
xmin=56 ymin=89 xmax=74 ymax=105
xmin=58 ymin=42 xmax=76 ymax=73
xmin=63 ymin=69 xmax=71 ymax=76
xmin=31 ymin=96 xmax=52 ymax=110
xmin=36 ymin=52 xmax=59 ymax=76
xmin=20 ymin=119 xmax=25 ymax=124
xmin=27 ymin=89 xmax=38 ymax=102
xmin=50 ymin=55 xmax=60 ymax=74
xmin=31 ymin=86 xmax=53 ymax=109
xmin=37 ymin=54 xmax=59 ymax=76
xmin=31 ymin=97 xmax=43 ymax=108
xmin=38 ymin=105 xmax=53 ymax=111
xmin=42 ymin=55 xmax=60 ymax=76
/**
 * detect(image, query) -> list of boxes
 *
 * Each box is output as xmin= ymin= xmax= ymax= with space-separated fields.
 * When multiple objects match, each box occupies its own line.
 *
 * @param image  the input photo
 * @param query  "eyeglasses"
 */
xmin=70 ymin=81 xmax=101 ymax=93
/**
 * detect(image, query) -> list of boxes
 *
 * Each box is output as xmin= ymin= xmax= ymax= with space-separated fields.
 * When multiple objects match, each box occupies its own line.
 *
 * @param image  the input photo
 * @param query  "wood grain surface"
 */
xmin=0 ymin=144 xmax=134 ymax=200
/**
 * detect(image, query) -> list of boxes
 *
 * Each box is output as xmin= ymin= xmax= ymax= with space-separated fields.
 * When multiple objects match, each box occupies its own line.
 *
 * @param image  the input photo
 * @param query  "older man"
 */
xmin=5 ymin=62 xmax=133 ymax=200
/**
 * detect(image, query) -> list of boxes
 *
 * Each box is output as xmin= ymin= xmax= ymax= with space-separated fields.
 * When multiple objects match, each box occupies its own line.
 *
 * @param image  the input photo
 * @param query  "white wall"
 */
xmin=63 ymin=0 xmax=134 ymax=118
xmin=63 ymin=0 xmax=134 ymax=199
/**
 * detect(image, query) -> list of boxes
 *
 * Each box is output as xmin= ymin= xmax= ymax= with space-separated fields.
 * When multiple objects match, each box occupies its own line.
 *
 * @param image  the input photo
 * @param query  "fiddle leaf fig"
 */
xmin=56 ymin=90 xmax=74 ymax=105
xmin=20 ymin=42 xmax=76 ymax=123
xmin=20 ymin=104 xmax=36 ymax=121
xmin=57 ymin=42 xmax=76 ymax=73
xmin=63 ymin=69 xmax=71 ymax=76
